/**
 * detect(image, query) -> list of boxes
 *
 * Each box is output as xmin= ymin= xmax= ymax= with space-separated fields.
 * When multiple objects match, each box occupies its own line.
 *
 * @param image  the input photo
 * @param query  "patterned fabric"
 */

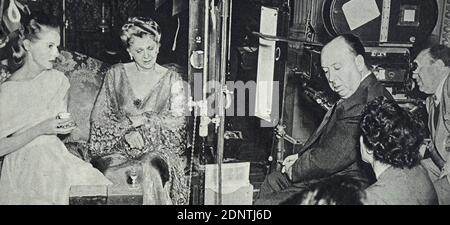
xmin=54 ymin=50 xmax=111 ymax=145
xmin=89 ymin=63 xmax=188 ymax=205
xmin=0 ymin=65 xmax=11 ymax=84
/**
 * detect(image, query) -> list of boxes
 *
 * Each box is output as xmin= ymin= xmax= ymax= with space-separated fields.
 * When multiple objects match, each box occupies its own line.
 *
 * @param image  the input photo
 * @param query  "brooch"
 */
xmin=133 ymin=99 xmax=142 ymax=107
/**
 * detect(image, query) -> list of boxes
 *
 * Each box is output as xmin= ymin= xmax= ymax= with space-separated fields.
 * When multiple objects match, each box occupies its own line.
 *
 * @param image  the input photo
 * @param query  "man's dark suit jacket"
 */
xmin=291 ymin=74 xmax=392 ymax=183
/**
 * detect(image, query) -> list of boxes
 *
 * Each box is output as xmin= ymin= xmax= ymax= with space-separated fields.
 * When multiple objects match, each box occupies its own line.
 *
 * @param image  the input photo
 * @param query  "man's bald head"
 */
xmin=321 ymin=34 xmax=369 ymax=99
xmin=323 ymin=34 xmax=367 ymax=65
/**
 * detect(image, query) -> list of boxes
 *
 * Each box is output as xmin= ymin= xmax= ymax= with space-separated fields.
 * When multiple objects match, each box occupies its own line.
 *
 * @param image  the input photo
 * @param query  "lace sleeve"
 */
xmin=137 ymin=71 xmax=187 ymax=155
xmin=140 ymin=71 xmax=188 ymax=205
xmin=89 ymin=67 xmax=132 ymax=157
xmin=146 ymin=75 xmax=186 ymax=124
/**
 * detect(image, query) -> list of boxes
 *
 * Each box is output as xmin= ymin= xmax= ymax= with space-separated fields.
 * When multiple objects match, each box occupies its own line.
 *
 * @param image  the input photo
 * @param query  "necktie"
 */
xmin=314 ymin=102 xmax=338 ymax=135
xmin=432 ymin=95 xmax=440 ymax=130
xmin=297 ymin=102 xmax=338 ymax=155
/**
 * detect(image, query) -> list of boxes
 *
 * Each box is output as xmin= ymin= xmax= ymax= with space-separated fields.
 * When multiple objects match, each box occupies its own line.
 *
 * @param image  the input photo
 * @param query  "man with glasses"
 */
xmin=413 ymin=45 xmax=450 ymax=204
xmin=255 ymin=34 xmax=392 ymax=205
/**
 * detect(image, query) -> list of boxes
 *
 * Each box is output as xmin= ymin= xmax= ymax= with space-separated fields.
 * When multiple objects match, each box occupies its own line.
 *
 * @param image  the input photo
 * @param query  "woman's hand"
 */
xmin=125 ymin=131 xmax=145 ymax=149
xmin=34 ymin=117 xmax=76 ymax=135
xmin=128 ymin=115 xmax=146 ymax=128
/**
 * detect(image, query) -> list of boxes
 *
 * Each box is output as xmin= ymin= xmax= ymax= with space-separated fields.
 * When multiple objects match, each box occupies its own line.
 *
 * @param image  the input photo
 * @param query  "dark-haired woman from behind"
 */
xmin=359 ymin=96 xmax=437 ymax=205
xmin=0 ymin=13 xmax=111 ymax=204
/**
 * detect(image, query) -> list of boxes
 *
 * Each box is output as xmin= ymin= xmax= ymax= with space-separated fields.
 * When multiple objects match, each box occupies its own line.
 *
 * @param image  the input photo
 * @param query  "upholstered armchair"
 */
xmin=53 ymin=50 xmax=112 ymax=161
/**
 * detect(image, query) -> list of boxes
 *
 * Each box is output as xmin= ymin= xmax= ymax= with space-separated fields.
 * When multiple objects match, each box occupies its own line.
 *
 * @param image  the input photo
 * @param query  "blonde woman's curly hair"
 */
xmin=120 ymin=17 xmax=161 ymax=47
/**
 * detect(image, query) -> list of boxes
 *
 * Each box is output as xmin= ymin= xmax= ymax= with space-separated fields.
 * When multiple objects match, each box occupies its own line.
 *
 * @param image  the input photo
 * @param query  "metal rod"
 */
xmin=216 ymin=0 xmax=230 ymax=205
xmin=251 ymin=31 xmax=323 ymax=46
xmin=62 ymin=0 xmax=66 ymax=48
xmin=227 ymin=0 xmax=232 ymax=62
xmin=203 ymin=0 xmax=210 ymax=102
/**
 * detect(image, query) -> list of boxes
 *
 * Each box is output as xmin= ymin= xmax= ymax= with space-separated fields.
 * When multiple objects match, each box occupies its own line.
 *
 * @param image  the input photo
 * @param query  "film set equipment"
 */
xmin=188 ymin=0 xmax=254 ymax=205
xmin=254 ymin=0 xmax=439 ymax=173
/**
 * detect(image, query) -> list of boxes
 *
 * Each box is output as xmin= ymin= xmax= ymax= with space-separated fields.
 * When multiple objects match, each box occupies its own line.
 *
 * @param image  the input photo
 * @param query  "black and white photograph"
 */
xmin=0 ymin=0 xmax=449 ymax=210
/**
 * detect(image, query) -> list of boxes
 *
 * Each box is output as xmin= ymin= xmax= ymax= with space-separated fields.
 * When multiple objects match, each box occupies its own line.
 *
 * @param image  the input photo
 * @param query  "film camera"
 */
xmin=294 ymin=44 xmax=420 ymax=109
xmin=295 ymin=0 xmax=439 ymax=106
xmin=365 ymin=47 xmax=415 ymax=97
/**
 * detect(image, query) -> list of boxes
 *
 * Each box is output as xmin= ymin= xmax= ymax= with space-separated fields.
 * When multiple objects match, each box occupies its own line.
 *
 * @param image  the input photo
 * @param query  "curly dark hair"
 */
xmin=281 ymin=176 xmax=365 ymax=205
xmin=360 ymin=96 xmax=425 ymax=168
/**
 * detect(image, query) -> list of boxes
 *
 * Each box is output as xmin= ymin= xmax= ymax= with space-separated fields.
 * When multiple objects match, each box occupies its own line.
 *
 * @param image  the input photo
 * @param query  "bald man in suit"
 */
xmin=256 ymin=34 xmax=392 ymax=205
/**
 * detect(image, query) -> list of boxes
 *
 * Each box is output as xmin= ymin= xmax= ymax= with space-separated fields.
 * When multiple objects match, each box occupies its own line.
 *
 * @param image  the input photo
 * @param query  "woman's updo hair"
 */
xmin=10 ymin=12 xmax=60 ymax=69
xmin=120 ymin=17 xmax=161 ymax=48
xmin=360 ymin=96 xmax=425 ymax=169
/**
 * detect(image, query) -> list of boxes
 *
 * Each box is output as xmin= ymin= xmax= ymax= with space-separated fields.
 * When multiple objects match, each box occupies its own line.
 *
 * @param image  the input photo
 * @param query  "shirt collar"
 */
xmin=338 ymin=73 xmax=376 ymax=113
xmin=361 ymin=71 xmax=372 ymax=82
xmin=339 ymin=71 xmax=371 ymax=103
xmin=433 ymin=74 xmax=449 ymax=105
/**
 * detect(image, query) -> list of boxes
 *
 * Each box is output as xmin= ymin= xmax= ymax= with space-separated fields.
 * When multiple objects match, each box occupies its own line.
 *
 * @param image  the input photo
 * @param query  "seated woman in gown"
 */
xmin=359 ymin=96 xmax=438 ymax=205
xmin=89 ymin=17 xmax=189 ymax=205
xmin=0 ymin=13 xmax=111 ymax=205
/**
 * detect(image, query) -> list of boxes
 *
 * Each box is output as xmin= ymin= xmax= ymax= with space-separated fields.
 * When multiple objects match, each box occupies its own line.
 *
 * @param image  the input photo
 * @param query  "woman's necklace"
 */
xmin=135 ymin=62 xmax=155 ymax=72
xmin=132 ymin=63 xmax=156 ymax=108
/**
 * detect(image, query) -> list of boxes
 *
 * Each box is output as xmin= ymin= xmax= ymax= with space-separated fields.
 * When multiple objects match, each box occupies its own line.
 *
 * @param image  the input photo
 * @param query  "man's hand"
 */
xmin=285 ymin=164 xmax=293 ymax=180
xmin=283 ymin=154 xmax=299 ymax=169
xmin=282 ymin=154 xmax=298 ymax=180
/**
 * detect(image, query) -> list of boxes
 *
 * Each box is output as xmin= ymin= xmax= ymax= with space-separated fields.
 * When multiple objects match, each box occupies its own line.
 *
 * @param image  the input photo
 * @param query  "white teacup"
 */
xmin=57 ymin=112 xmax=71 ymax=120
xmin=56 ymin=112 xmax=77 ymax=129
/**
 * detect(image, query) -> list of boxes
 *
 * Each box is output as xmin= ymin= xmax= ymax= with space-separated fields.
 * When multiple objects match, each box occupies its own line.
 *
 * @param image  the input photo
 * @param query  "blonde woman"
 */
xmin=0 ymin=13 xmax=111 ymax=205
xmin=89 ymin=17 xmax=188 ymax=205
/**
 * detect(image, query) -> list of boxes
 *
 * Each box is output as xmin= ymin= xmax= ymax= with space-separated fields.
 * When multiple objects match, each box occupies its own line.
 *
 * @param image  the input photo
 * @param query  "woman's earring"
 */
xmin=129 ymin=53 xmax=134 ymax=61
